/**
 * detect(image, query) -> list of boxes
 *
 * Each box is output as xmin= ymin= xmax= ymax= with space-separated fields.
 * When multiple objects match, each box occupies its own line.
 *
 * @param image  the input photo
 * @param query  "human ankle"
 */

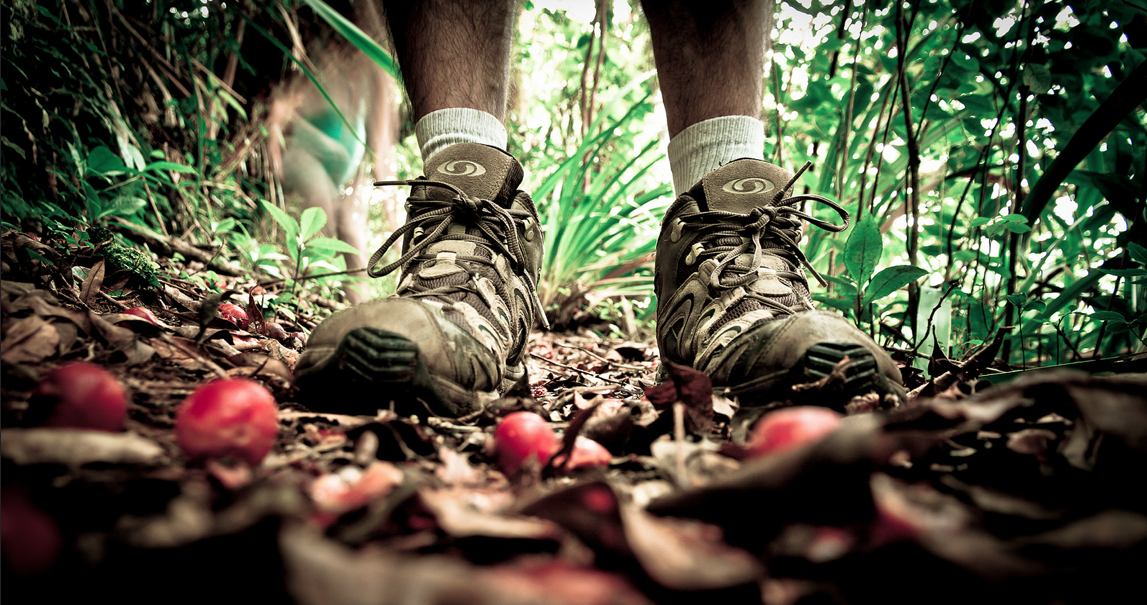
xmin=667 ymin=115 xmax=766 ymax=196
xmin=415 ymin=108 xmax=508 ymax=163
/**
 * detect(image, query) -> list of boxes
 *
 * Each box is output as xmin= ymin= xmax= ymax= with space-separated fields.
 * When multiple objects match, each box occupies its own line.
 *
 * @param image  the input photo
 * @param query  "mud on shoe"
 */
xmin=654 ymin=159 xmax=906 ymax=407
xmin=295 ymin=144 xmax=545 ymax=417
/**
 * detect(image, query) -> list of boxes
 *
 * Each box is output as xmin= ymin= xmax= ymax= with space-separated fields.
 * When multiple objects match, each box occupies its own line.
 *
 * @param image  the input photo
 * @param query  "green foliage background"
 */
xmin=3 ymin=0 xmax=1145 ymax=368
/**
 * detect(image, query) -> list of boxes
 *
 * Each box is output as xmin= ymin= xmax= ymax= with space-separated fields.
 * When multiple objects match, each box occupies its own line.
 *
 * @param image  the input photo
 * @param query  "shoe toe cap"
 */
xmin=298 ymin=298 xmax=498 ymax=391
xmin=707 ymin=310 xmax=904 ymax=399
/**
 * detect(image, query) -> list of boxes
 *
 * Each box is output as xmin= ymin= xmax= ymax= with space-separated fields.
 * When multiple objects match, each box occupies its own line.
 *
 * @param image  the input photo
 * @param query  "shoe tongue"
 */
xmin=691 ymin=159 xmax=794 ymax=215
xmin=423 ymin=143 xmax=523 ymax=207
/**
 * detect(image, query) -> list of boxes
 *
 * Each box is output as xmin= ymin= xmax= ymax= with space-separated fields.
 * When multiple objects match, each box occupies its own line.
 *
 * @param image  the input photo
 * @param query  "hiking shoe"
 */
xmin=295 ymin=144 xmax=545 ymax=416
xmin=655 ymin=159 xmax=906 ymax=406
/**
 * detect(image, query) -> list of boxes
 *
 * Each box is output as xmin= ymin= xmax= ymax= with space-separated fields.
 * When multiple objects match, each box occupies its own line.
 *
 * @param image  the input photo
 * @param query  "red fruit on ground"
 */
xmin=747 ymin=406 xmax=844 ymax=457
xmin=218 ymin=303 xmax=249 ymax=328
xmin=493 ymin=412 xmax=558 ymax=475
xmin=123 ymin=306 xmax=160 ymax=325
xmin=566 ymin=436 xmax=612 ymax=470
xmin=310 ymin=461 xmax=405 ymax=527
xmin=175 ymin=378 xmax=280 ymax=466
xmin=37 ymin=362 xmax=128 ymax=432
xmin=0 ymin=487 xmax=62 ymax=576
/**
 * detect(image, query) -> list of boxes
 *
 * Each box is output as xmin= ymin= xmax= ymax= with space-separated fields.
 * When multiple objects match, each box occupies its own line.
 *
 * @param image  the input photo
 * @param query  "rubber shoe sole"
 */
xmin=296 ymin=327 xmax=529 ymax=418
xmin=716 ymin=340 xmax=906 ymax=407
xmin=297 ymin=327 xmax=464 ymax=417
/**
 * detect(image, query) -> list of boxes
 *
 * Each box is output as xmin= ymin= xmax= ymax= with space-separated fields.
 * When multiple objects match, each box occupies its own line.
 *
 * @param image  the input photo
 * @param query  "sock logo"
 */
xmin=722 ymin=178 xmax=774 ymax=194
xmin=438 ymin=160 xmax=487 ymax=177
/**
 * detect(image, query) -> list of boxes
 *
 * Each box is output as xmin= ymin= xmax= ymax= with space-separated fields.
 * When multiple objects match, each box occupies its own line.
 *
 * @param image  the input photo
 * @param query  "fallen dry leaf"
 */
xmin=1 ymin=427 xmax=165 ymax=466
xmin=310 ymin=461 xmax=405 ymax=526
xmin=80 ymin=259 xmax=106 ymax=306
xmin=0 ymin=315 xmax=61 ymax=364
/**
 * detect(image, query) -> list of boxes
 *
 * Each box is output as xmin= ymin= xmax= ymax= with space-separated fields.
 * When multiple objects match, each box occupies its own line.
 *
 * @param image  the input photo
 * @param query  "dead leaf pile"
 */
xmin=3 ymin=229 xmax=1147 ymax=605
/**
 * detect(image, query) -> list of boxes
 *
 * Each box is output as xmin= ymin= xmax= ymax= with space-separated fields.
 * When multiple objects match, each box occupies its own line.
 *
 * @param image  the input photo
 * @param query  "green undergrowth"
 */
xmin=3 ymin=0 xmax=1145 ymax=369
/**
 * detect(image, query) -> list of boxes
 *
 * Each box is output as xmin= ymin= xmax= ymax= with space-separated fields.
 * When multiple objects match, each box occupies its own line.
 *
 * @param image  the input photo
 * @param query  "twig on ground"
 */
xmin=160 ymin=333 xmax=229 ymax=379
xmin=100 ymin=292 xmax=130 ymax=311
xmin=529 ymin=353 xmax=628 ymax=385
xmin=554 ymin=342 xmax=646 ymax=371
xmin=909 ymin=326 xmax=1010 ymax=400
xmin=110 ymin=217 xmax=245 ymax=276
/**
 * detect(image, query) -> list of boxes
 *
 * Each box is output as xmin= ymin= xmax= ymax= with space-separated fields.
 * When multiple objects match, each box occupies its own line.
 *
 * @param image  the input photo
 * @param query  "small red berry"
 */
xmin=123 ymin=306 xmax=160 ymax=325
xmin=218 ymin=303 xmax=248 ymax=328
xmin=565 ymin=436 xmax=612 ymax=470
xmin=37 ymin=362 xmax=128 ymax=432
xmin=175 ymin=378 xmax=279 ymax=466
xmin=493 ymin=412 xmax=558 ymax=476
xmin=0 ymin=487 xmax=62 ymax=576
xmin=747 ymin=406 xmax=843 ymax=457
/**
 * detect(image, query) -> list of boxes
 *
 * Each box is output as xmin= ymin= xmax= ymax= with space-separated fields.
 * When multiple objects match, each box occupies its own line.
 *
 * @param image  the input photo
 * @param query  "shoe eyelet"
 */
xmin=685 ymin=243 xmax=704 ymax=265
xmin=522 ymin=218 xmax=535 ymax=241
xmin=669 ymin=218 xmax=684 ymax=243
xmin=413 ymin=227 xmax=424 ymax=240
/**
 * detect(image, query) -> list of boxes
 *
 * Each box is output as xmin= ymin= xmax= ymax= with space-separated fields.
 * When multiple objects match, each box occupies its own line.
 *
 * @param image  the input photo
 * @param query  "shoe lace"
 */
xmin=365 ymin=179 xmax=550 ymax=329
xmin=680 ymin=162 xmax=849 ymax=308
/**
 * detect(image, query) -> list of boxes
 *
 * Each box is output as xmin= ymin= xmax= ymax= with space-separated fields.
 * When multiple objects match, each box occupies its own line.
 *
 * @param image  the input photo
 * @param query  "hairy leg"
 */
xmin=382 ymin=0 xmax=516 ymax=121
xmin=642 ymin=0 xmax=774 ymax=137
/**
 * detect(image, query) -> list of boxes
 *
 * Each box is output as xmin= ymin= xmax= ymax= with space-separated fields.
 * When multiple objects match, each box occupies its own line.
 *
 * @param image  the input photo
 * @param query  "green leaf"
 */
xmin=143 ymin=161 xmax=197 ymax=174
xmin=101 ymin=195 xmax=147 ymax=219
xmin=951 ymin=52 xmax=979 ymax=71
xmin=1024 ymin=301 xmax=1047 ymax=314
xmin=215 ymin=218 xmax=238 ymax=233
xmin=862 ymin=265 xmax=928 ymax=306
xmin=26 ymin=249 xmax=54 ymax=266
xmin=1128 ymin=242 xmax=1147 ymax=265
xmin=844 ymin=215 xmax=882 ymax=286
xmin=823 ymin=274 xmax=858 ymax=298
xmin=300 ymin=207 xmax=327 ymax=242
xmin=87 ymin=146 xmax=126 ymax=175
xmin=1107 ymin=322 xmax=1131 ymax=334
xmin=1004 ymin=222 xmax=1031 ymax=234
xmin=812 ymin=294 xmax=856 ymax=315
xmin=85 ymin=198 xmax=103 ymax=223
xmin=1038 ymin=271 xmax=1103 ymax=321
xmin=1090 ymin=311 xmax=1127 ymax=322
xmin=217 ymin=90 xmax=248 ymax=121
xmin=1023 ymin=63 xmax=1053 ymax=94
xmin=260 ymin=200 xmax=299 ymax=243
xmin=1099 ymin=268 xmax=1147 ymax=277
xmin=306 ymin=237 xmax=361 ymax=255
xmin=301 ymin=0 xmax=400 ymax=82
xmin=953 ymin=249 xmax=981 ymax=262
xmin=969 ymin=217 xmax=992 ymax=228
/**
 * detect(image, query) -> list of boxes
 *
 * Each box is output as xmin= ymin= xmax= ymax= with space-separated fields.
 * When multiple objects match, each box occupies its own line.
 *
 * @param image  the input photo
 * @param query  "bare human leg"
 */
xmin=642 ymin=0 xmax=773 ymax=138
xmin=381 ymin=0 xmax=515 ymax=122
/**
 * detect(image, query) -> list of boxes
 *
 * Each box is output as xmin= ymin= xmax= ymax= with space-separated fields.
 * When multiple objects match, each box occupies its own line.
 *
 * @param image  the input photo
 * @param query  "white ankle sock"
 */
xmin=415 ymin=108 xmax=508 ymax=163
xmin=667 ymin=116 xmax=766 ymax=197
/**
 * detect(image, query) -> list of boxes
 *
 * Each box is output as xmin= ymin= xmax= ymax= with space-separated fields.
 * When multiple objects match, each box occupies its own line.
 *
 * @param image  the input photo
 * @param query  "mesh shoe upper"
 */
xmin=364 ymin=144 xmax=545 ymax=374
xmin=295 ymin=144 xmax=544 ymax=413
xmin=654 ymin=159 xmax=849 ymax=374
